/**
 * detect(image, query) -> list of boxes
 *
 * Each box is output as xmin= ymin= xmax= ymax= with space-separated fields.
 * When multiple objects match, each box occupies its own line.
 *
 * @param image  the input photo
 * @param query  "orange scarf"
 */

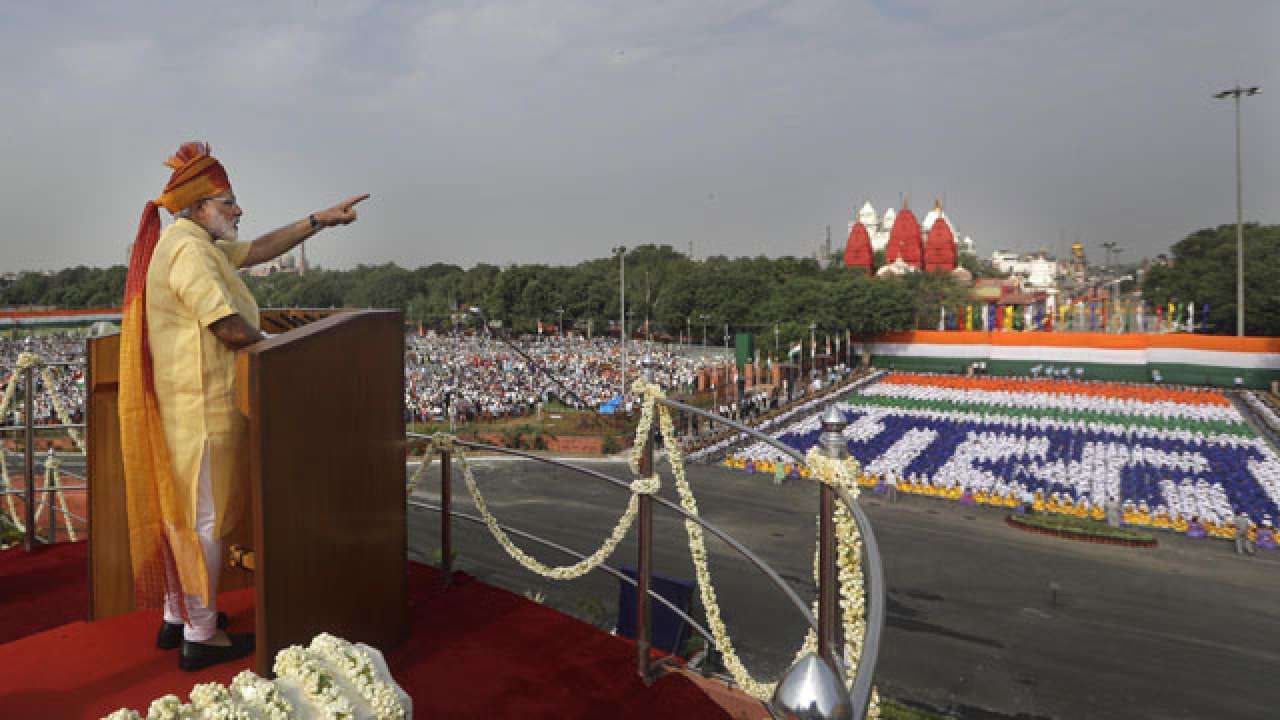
xmin=119 ymin=142 xmax=231 ymax=609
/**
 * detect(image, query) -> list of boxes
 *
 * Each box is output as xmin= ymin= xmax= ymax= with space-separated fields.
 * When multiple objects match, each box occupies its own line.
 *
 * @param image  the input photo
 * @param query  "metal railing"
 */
xmin=406 ymin=373 xmax=884 ymax=718
xmin=0 ymin=361 xmax=87 ymax=550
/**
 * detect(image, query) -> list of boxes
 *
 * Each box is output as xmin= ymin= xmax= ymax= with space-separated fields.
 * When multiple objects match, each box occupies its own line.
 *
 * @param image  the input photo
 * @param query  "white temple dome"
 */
xmin=858 ymin=201 xmax=877 ymax=228
xmin=921 ymin=198 xmax=949 ymax=233
xmin=881 ymin=207 xmax=896 ymax=230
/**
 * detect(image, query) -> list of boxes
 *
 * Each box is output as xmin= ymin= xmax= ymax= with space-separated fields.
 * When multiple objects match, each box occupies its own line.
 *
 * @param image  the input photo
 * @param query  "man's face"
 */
xmin=190 ymin=192 xmax=242 ymax=241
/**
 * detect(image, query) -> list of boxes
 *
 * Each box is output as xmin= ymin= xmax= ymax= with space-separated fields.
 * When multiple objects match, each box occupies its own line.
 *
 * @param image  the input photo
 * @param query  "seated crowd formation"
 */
xmin=726 ymin=372 xmax=1280 ymax=548
xmin=0 ymin=334 xmax=86 ymax=427
xmin=404 ymin=333 xmax=721 ymax=422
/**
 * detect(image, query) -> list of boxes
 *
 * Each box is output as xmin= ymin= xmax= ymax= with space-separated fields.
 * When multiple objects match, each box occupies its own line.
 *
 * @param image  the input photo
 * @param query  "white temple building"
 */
xmin=990 ymin=250 xmax=1059 ymax=291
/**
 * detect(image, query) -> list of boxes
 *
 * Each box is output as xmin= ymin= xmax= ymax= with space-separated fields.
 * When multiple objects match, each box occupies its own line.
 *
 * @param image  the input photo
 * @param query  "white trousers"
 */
xmin=162 ymin=441 xmax=221 ymax=642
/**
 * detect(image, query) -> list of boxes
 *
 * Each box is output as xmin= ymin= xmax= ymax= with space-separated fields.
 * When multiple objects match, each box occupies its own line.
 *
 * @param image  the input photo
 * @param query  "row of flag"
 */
xmin=934 ymin=301 xmax=1207 ymax=333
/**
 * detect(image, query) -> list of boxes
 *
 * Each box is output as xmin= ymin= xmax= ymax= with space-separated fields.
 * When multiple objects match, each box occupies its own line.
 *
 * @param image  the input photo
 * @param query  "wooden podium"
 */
xmin=87 ymin=309 xmax=408 ymax=673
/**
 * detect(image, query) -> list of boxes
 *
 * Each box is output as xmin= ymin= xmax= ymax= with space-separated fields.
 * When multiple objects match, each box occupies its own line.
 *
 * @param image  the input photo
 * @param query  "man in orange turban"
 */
xmin=120 ymin=142 xmax=368 ymax=671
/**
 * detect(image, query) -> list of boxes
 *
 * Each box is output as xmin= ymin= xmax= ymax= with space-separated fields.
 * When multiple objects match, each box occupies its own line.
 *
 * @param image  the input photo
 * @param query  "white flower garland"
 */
xmin=189 ymin=682 xmax=253 ymax=720
xmin=102 ymin=634 xmax=406 ymax=720
xmin=0 ymin=360 xmax=28 ymax=529
xmin=630 ymin=378 xmax=877 ymax=715
xmin=274 ymin=644 xmax=356 ymax=720
xmin=0 ymin=443 xmax=19 ymax=534
xmin=309 ymin=634 xmax=406 ymax=720
xmin=230 ymin=670 xmax=295 ymax=720
xmin=0 ymin=353 xmax=86 ymax=533
xmin=30 ymin=454 xmax=77 ymax=541
xmin=40 ymin=364 xmax=85 ymax=451
xmin=446 ymin=428 xmax=650 ymax=580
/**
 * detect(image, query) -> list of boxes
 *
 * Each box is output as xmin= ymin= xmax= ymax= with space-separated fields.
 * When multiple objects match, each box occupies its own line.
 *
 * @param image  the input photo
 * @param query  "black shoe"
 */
xmin=179 ymin=632 xmax=255 ymax=672
xmin=156 ymin=611 xmax=230 ymax=650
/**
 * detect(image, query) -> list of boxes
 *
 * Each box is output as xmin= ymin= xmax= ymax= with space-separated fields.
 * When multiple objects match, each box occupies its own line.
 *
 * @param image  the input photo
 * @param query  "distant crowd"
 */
xmin=1 ymin=330 xmax=874 ymax=436
xmin=405 ymin=333 xmax=718 ymax=424
xmin=0 ymin=334 xmax=86 ymax=427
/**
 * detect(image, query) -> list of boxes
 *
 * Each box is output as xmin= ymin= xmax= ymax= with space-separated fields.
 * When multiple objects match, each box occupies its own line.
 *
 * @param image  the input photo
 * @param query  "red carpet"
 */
xmin=0 ymin=541 xmax=90 ymax=645
xmin=0 ymin=545 xmax=731 ymax=719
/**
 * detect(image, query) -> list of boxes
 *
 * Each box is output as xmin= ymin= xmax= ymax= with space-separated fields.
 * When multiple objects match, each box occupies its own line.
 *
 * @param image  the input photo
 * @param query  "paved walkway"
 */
xmin=410 ymin=458 xmax=1280 ymax=720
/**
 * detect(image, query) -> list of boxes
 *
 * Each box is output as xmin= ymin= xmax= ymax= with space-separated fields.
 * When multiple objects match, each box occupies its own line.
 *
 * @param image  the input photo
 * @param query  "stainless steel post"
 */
xmin=23 ymin=367 xmax=37 ymax=550
xmin=440 ymin=449 xmax=453 ymax=585
xmin=816 ymin=405 xmax=849 ymax=674
xmin=635 ymin=414 xmax=654 ymax=684
xmin=46 ymin=451 xmax=56 ymax=543
xmin=818 ymin=484 xmax=837 ymax=657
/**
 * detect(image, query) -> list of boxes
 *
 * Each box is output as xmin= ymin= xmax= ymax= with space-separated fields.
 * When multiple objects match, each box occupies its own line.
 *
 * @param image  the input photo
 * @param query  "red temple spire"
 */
xmin=843 ymin=221 xmax=874 ymax=270
xmin=923 ymin=201 xmax=957 ymax=272
xmin=885 ymin=197 xmax=922 ymax=268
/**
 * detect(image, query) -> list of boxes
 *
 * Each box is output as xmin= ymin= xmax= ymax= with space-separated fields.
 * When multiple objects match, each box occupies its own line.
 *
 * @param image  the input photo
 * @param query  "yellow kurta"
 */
xmin=145 ymin=218 xmax=258 ymax=539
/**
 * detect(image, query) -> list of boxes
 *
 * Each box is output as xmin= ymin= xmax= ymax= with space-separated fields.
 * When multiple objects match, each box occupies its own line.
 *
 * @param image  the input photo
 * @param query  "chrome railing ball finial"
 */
xmin=768 ymin=652 xmax=853 ymax=720
xmin=817 ymin=405 xmax=848 ymax=460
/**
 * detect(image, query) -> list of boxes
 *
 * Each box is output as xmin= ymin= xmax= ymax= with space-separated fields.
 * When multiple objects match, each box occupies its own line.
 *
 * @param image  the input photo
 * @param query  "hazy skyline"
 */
xmin=2 ymin=0 xmax=1276 ymax=272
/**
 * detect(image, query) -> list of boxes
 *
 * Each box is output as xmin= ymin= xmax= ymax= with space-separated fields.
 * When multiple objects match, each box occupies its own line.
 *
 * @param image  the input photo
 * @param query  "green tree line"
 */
xmin=1141 ymin=223 xmax=1280 ymax=336
xmin=1 ymin=247 xmax=984 ymax=348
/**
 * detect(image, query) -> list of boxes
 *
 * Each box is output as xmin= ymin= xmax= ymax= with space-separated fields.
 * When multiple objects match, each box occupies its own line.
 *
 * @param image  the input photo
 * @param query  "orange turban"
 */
xmin=154 ymin=141 xmax=232 ymax=213
xmin=119 ymin=142 xmax=233 ymax=613
xmin=127 ymin=141 xmax=233 ymax=302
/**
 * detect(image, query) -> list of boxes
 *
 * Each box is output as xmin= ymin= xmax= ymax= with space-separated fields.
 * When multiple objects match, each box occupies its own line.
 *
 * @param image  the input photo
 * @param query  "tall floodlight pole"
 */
xmin=613 ymin=246 xmax=627 ymax=395
xmin=1215 ymin=85 xmax=1260 ymax=336
xmin=1101 ymin=241 xmax=1117 ymax=269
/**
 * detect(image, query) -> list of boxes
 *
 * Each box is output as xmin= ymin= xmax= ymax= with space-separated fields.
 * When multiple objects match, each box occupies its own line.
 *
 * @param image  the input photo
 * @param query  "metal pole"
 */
xmin=818 ymin=484 xmax=837 ymax=658
xmin=620 ymin=250 xmax=627 ymax=396
xmin=635 ymin=398 xmax=655 ymax=683
xmin=46 ymin=451 xmax=55 ymax=542
xmin=1235 ymin=91 xmax=1245 ymax=337
xmin=440 ymin=449 xmax=453 ymax=585
xmin=23 ymin=367 xmax=37 ymax=550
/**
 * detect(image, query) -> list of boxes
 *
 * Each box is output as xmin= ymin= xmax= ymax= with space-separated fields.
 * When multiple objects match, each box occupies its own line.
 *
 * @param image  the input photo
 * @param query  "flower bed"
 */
xmin=1006 ymin=513 xmax=1157 ymax=547
xmin=877 ymin=372 xmax=1233 ymax=407
xmin=725 ymin=371 xmax=1280 ymax=535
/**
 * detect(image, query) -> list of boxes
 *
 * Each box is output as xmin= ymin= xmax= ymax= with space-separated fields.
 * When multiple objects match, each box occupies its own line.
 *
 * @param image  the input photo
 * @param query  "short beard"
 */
xmin=205 ymin=212 xmax=239 ymax=242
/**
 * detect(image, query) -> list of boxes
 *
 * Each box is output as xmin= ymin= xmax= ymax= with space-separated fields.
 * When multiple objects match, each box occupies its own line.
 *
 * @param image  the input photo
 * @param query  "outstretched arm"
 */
xmin=240 ymin=194 xmax=371 ymax=268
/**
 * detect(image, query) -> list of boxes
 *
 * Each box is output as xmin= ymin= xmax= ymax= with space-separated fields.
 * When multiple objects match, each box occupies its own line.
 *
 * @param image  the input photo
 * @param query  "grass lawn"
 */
xmin=879 ymin=698 xmax=946 ymax=720
xmin=1009 ymin=512 xmax=1157 ymax=544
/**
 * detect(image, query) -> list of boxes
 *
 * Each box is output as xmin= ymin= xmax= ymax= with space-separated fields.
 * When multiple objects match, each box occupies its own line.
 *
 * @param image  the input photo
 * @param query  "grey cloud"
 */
xmin=0 ymin=0 xmax=1275 ymax=273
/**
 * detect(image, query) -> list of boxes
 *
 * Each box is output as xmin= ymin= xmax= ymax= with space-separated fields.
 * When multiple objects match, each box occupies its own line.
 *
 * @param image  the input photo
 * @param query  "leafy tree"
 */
xmin=1142 ymin=223 xmax=1280 ymax=335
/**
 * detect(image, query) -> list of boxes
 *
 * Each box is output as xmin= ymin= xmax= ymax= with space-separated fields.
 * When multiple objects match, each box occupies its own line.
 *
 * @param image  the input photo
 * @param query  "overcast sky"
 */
xmin=2 ymin=1 xmax=1276 ymax=272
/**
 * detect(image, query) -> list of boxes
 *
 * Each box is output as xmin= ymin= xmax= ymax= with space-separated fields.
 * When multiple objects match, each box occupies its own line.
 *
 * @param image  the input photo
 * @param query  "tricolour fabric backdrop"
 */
xmin=859 ymin=331 xmax=1280 ymax=388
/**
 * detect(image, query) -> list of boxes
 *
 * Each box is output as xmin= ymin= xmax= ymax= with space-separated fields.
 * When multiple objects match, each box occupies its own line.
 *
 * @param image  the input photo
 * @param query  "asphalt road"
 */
xmin=408 ymin=457 xmax=1280 ymax=720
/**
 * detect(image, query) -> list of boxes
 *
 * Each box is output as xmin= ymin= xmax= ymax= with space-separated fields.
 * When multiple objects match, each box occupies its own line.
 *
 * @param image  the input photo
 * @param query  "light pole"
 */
xmin=1101 ymin=241 xmax=1118 ymax=269
xmin=699 ymin=314 xmax=709 ymax=347
xmin=808 ymin=322 xmax=817 ymax=377
xmin=686 ymin=315 xmax=691 ymax=346
xmin=774 ymin=323 xmax=779 ymax=356
xmin=613 ymin=246 xmax=627 ymax=394
xmin=557 ymin=307 xmax=565 ymax=337
xmin=1215 ymin=84 xmax=1261 ymax=336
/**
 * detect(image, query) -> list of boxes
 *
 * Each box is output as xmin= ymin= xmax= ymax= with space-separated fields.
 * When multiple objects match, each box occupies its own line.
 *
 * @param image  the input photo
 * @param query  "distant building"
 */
xmin=991 ymin=250 xmax=1059 ymax=291
xmin=246 ymin=242 xmax=308 ymax=277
